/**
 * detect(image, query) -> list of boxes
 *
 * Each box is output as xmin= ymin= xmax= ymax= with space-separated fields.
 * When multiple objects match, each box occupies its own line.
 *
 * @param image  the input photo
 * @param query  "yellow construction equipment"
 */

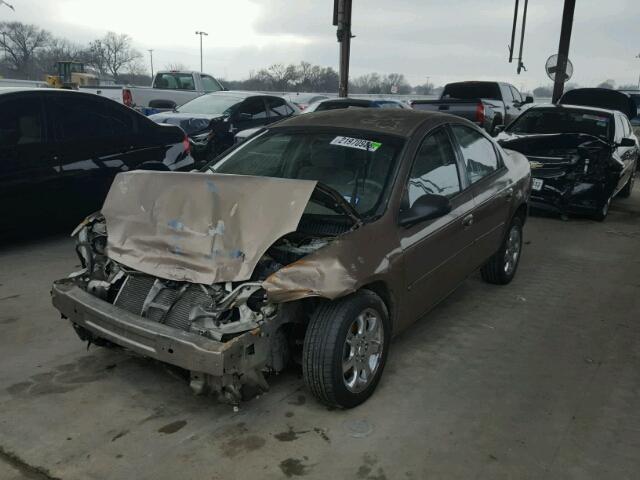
xmin=46 ymin=61 xmax=99 ymax=89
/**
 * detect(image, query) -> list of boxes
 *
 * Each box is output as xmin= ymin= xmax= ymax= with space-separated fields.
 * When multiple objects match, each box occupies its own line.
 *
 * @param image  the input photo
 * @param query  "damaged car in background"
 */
xmin=148 ymin=91 xmax=299 ymax=166
xmin=497 ymin=102 xmax=638 ymax=221
xmin=52 ymin=109 xmax=531 ymax=408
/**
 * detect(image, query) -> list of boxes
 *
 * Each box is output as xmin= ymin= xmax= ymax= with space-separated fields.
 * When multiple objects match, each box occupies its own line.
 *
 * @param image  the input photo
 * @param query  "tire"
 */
xmin=592 ymin=197 xmax=611 ymax=222
xmin=618 ymin=168 xmax=635 ymax=198
xmin=302 ymin=290 xmax=390 ymax=409
xmin=481 ymin=216 xmax=524 ymax=285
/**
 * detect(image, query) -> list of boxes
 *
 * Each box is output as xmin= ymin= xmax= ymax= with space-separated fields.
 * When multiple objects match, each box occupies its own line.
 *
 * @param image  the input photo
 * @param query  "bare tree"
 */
xmin=0 ymin=21 xmax=51 ymax=78
xmin=164 ymin=62 xmax=188 ymax=71
xmin=93 ymin=32 xmax=141 ymax=81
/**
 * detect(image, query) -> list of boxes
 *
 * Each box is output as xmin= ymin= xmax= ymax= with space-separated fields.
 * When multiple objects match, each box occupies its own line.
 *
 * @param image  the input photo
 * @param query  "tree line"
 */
xmin=0 ymin=21 xmax=143 ymax=83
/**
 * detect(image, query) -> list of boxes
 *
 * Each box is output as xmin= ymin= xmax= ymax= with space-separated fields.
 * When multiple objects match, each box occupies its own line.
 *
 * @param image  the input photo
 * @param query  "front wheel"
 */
xmin=303 ymin=291 xmax=390 ymax=408
xmin=481 ymin=216 xmax=523 ymax=285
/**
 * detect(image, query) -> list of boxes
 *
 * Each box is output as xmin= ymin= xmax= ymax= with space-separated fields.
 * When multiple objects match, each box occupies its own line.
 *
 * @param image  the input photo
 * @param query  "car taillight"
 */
xmin=183 ymin=135 xmax=191 ymax=153
xmin=475 ymin=103 xmax=485 ymax=124
xmin=122 ymin=88 xmax=132 ymax=107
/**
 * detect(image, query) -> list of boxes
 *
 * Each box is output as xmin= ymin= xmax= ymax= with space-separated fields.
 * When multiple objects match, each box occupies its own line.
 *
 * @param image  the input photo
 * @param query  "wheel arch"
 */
xmin=361 ymin=281 xmax=395 ymax=334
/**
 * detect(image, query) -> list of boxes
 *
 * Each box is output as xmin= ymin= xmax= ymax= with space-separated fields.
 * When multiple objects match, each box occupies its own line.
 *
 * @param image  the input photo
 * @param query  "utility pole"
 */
xmin=333 ymin=0 xmax=353 ymax=98
xmin=195 ymin=31 xmax=208 ymax=73
xmin=552 ymin=0 xmax=576 ymax=103
xmin=148 ymin=49 xmax=154 ymax=78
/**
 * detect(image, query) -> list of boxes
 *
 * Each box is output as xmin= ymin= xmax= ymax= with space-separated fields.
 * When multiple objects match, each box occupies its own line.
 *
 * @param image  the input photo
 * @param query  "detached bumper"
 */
xmin=51 ymin=281 xmax=261 ymax=376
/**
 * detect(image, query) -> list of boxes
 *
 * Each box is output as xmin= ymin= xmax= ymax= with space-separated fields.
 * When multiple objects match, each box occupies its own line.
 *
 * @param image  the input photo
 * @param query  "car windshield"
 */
xmin=507 ymin=108 xmax=612 ymax=140
xmin=209 ymin=130 xmax=404 ymax=217
xmin=178 ymin=94 xmax=244 ymax=115
xmin=442 ymin=83 xmax=501 ymax=100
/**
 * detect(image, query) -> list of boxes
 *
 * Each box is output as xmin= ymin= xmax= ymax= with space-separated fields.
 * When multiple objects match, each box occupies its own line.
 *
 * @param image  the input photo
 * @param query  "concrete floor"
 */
xmin=1 ymin=187 xmax=639 ymax=480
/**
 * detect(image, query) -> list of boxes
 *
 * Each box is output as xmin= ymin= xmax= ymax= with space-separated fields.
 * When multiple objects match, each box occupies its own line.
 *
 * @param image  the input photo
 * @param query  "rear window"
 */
xmin=442 ymin=83 xmax=501 ymax=101
xmin=154 ymin=73 xmax=195 ymax=90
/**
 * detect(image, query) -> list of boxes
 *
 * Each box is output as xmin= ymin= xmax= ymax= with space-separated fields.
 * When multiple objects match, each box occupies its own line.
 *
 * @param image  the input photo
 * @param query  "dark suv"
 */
xmin=0 ymin=88 xmax=193 ymax=234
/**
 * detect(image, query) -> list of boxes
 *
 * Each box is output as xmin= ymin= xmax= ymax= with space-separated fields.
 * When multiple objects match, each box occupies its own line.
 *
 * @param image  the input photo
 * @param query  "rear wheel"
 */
xmin=302 ymin=291 xmax=390 ymax=408
xmin=481 ymin=216 xmax=523 ymax=285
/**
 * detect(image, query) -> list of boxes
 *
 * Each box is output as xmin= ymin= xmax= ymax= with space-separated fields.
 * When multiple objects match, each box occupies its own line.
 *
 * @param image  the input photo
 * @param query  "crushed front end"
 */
xmin=51 ymin=171 xmax=359 ymax=404
xmin=501 ymin=133 xmax=621 ymax=216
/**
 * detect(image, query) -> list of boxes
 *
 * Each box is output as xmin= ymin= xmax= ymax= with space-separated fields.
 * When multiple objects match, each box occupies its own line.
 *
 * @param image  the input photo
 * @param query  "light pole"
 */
xmin=636 ymin=54 xmax=640 ymax=90
xmin=195 ymin=31 xmax=208 ymax=73
xmin=148 ymin=49 xmax=154 ymax=78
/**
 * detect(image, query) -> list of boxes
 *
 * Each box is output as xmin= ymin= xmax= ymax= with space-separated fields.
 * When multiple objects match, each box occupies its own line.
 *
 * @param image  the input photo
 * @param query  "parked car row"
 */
xmin=1 ymin=78 xmax=637 ymax=409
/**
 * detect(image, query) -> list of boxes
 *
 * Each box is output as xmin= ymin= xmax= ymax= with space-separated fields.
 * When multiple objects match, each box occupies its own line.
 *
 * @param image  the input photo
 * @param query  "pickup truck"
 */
xmin=410 ymin=81 xmax=533 ymax=135
xmin=81 ymin=71 xmax=225 ymax=112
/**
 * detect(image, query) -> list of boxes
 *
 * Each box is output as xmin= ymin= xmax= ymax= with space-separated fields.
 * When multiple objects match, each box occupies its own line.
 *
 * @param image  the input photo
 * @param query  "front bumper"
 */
xmin=51 ymin=281 xmax=263 ymax=376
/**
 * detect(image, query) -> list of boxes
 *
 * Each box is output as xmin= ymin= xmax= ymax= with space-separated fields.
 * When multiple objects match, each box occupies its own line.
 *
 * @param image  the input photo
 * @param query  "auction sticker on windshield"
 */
xmin=331 ymin=136 xmax=382 ymax=151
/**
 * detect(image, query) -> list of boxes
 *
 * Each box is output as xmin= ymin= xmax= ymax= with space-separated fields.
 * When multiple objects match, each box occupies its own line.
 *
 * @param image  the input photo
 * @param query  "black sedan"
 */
xmin=0 ymin=88 xmax=192 ymax=235
xmin=149 ymin=91 xmax=300 ymax=164
xmin=497 ymin=104 xmax=638 ymax=221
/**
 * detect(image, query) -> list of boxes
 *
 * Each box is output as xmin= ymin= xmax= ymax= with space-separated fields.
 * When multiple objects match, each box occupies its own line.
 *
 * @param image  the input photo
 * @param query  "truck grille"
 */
xmin=114 ymin=275 xmax=213 ymax=332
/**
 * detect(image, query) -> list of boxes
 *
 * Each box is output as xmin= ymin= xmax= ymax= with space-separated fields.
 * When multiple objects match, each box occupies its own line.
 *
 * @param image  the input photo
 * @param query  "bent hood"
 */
xmin=102 ymin=171 xmax=317 ymax=284
xmin=149 ymin=112 xmax=223 ymax=135
xmin=499 ymin=132 xmax=609 ymax=157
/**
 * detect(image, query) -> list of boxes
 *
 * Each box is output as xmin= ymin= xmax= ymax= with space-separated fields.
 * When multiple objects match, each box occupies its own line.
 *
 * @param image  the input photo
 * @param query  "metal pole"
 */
xmin=552 ymin=0 xmax=576 ymax=103
xmin=516 ymin=0 xmax=528 ymax=74
xmin=195 ymin=31 xmax=208 ymax=73
xmin=509 ymin=0 xmax=519 ymax=62
xmin=637 ymin=54 xmax=640 ymax=89
xmin=148 ymin=49 xmax=154 ymax=78
xmin=335 ymin=0 xmax=353 ymax=98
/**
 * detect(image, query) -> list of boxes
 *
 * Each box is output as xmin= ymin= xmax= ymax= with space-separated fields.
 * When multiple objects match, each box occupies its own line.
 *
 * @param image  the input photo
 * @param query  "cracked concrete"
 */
xmin=0 ymin=186 xmax=639 ymax=479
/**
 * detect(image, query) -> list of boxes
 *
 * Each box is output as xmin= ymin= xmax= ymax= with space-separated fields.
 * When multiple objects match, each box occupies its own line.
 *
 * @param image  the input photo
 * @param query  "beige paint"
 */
xmin=102 ymin=171 xmax=316 ymax=285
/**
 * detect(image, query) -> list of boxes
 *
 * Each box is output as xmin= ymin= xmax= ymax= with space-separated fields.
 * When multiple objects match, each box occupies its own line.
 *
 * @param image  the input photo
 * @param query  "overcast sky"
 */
xmin=4 ymin=0 xmax=640 ymax=89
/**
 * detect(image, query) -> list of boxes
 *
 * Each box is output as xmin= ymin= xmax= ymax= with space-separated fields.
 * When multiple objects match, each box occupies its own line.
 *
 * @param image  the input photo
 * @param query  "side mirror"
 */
xmin=618 ymin=137 xmax=636 ymax=147
xmin=398 ymin=193 xmax=452 ymax=227
xmin=492 ymin=125 xmax=505 ymax=136
xmin=524 ymin=96 xmax=534 ymax=104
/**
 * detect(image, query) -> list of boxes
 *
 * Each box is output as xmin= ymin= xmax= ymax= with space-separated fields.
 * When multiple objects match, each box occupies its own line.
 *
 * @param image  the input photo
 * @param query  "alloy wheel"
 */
xmin=342 ymin=308 xmax=384 ymax=393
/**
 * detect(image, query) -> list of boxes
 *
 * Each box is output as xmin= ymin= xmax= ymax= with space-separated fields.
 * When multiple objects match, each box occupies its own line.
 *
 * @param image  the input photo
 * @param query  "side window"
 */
xmin=510 ymin=86 xmax=522 ymax=103
xmin=451 ymin=125 xmax=500 ymax=184
xmin=50 ymin=95 xmax=114 ymax=142
xmin=622 ymin=116 xmax=632 ymax=138
xmin=266 ymin=98 xmax=293 ymax=117
xmin=501 ymin=85 xmax=514 ymax=103
xmin=405 ymin=128 xmax=461 ymax=208
xmin=614 ymin=114 xmax=624 ymax=142
xmin=201 ymin=75 xmax=222 ymax=93
xmin=0 ymin=96 xmax=44 ymax=147
xmin=238 ymin=98 xmax=268 ymax=120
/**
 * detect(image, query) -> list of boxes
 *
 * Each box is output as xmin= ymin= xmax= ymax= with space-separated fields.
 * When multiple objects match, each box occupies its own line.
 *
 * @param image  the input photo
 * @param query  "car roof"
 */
xmin=528 ymin=103 xmax=617 ymax=115
xmin=270 ymin=108 xmax=457 ymax=138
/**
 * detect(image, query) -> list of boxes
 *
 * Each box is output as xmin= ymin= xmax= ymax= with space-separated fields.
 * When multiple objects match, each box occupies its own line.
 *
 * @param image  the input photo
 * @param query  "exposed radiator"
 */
xmin=113 ymin=275 xmax=213 ymax=331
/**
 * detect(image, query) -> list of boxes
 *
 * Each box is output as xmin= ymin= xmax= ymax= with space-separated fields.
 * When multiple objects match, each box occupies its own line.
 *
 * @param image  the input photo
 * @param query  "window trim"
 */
xmin=399 ymin=125 xmax=465 ymax=211
xmin=449 ymin=123 xmax=506 ymax=187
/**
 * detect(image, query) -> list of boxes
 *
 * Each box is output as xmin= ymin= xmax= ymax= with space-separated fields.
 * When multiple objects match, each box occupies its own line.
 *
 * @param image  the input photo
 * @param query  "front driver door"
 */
xmin=398 ymin=126 xmax=476 ymax=329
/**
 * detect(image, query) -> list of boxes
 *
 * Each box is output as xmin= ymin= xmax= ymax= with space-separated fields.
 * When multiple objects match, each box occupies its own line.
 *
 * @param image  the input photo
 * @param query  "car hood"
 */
xmin=101 ymin=171 xmax=317 ymax=284
xmin=148 ymin=112 xmax=224 ymax=135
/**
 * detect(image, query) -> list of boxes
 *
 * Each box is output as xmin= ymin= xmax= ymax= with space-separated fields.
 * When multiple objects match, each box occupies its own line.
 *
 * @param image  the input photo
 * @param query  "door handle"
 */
xmin=462 ymin=214 xmax=474 ymax=227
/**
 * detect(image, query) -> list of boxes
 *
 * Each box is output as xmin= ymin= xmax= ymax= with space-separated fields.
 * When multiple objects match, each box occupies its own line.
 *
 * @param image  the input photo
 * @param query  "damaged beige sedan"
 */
xmin=52 ymin=109 xmax=531 ymax=408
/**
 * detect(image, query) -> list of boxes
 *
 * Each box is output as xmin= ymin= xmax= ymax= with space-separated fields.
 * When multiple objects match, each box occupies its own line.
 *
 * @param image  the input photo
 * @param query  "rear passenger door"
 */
xmin=398 ymin=126 xmax=476 ymax=326
xmin=0 ymin=94 xmax=61 ymax=228
xmin=450 ymin=124 xmax=514 ymax=269
xmin=500 ymin=84 xmax=519 ymax=124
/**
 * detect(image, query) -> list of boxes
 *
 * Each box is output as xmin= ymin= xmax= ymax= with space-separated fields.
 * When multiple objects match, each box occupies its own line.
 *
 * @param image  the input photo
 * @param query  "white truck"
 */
xmin=82 ymin=71 xmax=225 ymax=111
